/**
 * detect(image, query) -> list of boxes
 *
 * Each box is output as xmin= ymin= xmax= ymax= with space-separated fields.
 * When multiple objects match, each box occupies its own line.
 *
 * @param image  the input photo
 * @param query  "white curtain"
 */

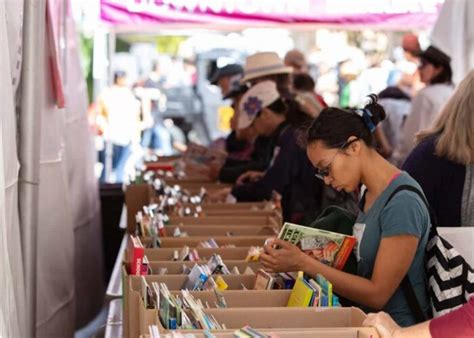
xmin=63 ymin=6 xmax=104 ymax=329
xmin=0 ymin=1 xmax=25 ymax=337
xmin=35 ymin=24 xmax=76 ymax=338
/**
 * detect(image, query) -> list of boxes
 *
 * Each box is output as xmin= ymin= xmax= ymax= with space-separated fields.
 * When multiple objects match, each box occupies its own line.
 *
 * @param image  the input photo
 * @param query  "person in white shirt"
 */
xmin=97 ymin=71 xmax=140 ymax=182
xmin=397 ymin=45 xmax=454 ymax=163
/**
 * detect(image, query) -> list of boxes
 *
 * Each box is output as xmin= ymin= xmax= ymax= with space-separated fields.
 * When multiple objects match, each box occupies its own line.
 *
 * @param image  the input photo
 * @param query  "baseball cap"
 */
xmin=237 ymin=81 xmax=280 ymax=129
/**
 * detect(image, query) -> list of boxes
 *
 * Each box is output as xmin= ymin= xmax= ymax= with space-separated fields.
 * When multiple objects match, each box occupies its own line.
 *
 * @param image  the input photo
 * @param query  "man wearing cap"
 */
xmin=396 ymin=45 xmax=454 ymax=163
xmin=212 ymin=79 xmax=280 ymax=184
xmin=211 ymin=81 xmax=322 ymax=223
xmin=210 ymin=64 xmax=243 ymax=97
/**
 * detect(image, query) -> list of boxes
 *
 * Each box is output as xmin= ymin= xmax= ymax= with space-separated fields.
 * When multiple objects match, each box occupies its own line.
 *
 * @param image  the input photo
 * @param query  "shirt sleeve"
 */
xmin=430 ymin=297 xmax=474 ymax=338
xmin=398 ymin=93 xmax=432 ymax=161
xmin=380 ymin=191 xmax=428 ymax=238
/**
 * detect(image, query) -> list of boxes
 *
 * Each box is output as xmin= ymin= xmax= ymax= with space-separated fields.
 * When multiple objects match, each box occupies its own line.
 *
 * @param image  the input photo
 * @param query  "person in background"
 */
xmin=284 ymin=49 xmax=309 ymax=74
xmin=402 ymin=70 xmax=474 ymax=227
xmin=211 ymin=81 xmax=322 ymax=223
xmin=97 ymin=70 xmax=140 ymax=182
xmin=377 ymin=86 xmax=412 ymax=164
xmin=241 ymin=52 xmax=294 ymax=98
xmin=285 ymin=49 xmax=328 ymax=109
xmin=140 ymin=60 xmax=173 ymax=155
xmin=222 ymin=80 xmax=253 ymax=160
xmin=261 ymin=95 xmax=431 ymax=326
xmin=363 ymin=297 xmax=474 ymax=338
xmin=397 ymin=45 xmax=454 ymax=162
xmin=210 ymin=63 xmax=244 ymax=97
xmin=293 ymin=73 xmax=324 ymax=118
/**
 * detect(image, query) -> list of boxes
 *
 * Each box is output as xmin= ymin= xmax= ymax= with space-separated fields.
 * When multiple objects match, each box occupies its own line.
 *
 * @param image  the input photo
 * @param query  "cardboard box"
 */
xmin=164 ymin=225 xmax=278 ymax=237
xmin=124 ymin=272 xmax=257 ymax=338
xmin=146 ymin=260 xmax=261 ymax=275
xmin=127 ymin=271 xmax=257 ymax=291
xmin=199 ymin=202 xmax=271 ymax=210
xmin=141 ymin=329 xmax=378 ymax=338
xmin=125 ymin=184 xmax=155 ymax=232
xmin=141 ymin=247 xmax=252 ymax=261
xmin=135 ymin=301 xmax=375 ymax=337
xmin=142 ymin=236 xmax=267 ymax=248
xmin=168 ymin=290 xmax=292 ymax=308
xmin=168 ymin=215 xmax=278 ymax=226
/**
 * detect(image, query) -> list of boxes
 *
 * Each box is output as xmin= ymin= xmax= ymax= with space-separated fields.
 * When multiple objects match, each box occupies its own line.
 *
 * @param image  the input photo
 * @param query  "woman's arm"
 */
xmin=261 ymin=234 xmax=419 ymax=310
xmin=363 ymin=312 xmax=431 ymax=338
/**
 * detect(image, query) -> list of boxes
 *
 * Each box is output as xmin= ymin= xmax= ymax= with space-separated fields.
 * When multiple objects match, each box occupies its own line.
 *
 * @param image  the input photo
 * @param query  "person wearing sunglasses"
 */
xmin=396 ymin=45 xmax=454 ymax=163
xmin=261 ymin=95 xmax=431 ymax=327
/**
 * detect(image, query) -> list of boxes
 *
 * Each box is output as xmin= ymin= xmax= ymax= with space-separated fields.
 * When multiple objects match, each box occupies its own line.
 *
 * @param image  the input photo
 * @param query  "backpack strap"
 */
xmin=384 ymin=184 xmax=435 ymax=323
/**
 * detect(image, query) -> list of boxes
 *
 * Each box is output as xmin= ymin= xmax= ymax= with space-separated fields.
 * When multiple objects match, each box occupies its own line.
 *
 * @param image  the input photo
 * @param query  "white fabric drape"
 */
xmin=63 ymin=7 xmax=104 ymax=329
xmin=36 ymin=2 xmax=75 ymax=336
xmin=431 ymin=0 xmax=474 ymax=84
xmin=0 ymin=1 xmax=25 ymax=337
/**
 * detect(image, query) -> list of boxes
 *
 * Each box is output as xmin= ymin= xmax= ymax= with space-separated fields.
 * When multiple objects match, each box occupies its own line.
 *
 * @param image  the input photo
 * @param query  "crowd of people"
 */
xmin=197 ymin=43 xmax=473 ymax=336
xmin=91 ymin=33 xmax=473 ymax=336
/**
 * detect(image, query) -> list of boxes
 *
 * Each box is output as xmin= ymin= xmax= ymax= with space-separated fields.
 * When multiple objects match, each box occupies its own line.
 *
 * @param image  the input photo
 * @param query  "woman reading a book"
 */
xmin=261 ymin=95 xmax=431 ymax=327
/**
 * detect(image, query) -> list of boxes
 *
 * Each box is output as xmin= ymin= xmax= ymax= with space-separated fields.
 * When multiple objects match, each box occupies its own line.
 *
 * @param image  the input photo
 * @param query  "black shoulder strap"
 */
xmin=383 ymin=184 xmax=434 ymax=323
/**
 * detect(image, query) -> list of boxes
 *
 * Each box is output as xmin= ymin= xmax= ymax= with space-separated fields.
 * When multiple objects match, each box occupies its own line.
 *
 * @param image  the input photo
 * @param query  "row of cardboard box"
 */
xmin=122 ymin=174 xmax=378 ymax=337
xmin=125 ymin=183 xmax=282 ymax=232
xmin=124 ymin=269 xmax=378 ymax=338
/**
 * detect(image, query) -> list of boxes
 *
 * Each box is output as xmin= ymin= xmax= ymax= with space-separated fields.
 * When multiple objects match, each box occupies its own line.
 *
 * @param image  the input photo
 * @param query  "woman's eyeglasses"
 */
xmin=314 ymin=139 xmax=358 ymax=180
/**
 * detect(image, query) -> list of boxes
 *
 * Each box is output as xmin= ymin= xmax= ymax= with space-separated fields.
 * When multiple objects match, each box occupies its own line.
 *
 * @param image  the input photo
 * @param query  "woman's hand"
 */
xmin=236 ymin=171 xmax=265 ymax=185
xmin=260 ymin=238 xmax=308 ymax=273
xmin=206 ymin=187 xmax=232 ymax=203
xmin=363 ymin=312 xmax=400 ymax=338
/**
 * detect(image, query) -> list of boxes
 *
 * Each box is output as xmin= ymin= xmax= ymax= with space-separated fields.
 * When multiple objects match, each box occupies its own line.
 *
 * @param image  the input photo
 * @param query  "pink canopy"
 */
xmin=101 ymin=0 xmax=443 ymax=30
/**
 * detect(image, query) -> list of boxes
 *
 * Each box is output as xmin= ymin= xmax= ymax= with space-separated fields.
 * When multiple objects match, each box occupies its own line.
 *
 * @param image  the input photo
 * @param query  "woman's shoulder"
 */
xmin=383 ymin=173 xmax=428 ymax=209
xmin=403 ymin=135 xmax=438 ymax=166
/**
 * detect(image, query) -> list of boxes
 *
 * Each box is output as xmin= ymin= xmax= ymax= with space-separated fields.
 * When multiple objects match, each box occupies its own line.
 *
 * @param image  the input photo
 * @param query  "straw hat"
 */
xmin=237 ymin=81 xmax=280 ymax=129
xmin=241 ymin=52 xmax=293 ymax=83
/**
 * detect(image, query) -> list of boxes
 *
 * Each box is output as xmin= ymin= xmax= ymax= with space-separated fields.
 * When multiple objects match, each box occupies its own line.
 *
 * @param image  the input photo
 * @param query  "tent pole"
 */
xmin=19 ymin=0 xmax=46 ymax=337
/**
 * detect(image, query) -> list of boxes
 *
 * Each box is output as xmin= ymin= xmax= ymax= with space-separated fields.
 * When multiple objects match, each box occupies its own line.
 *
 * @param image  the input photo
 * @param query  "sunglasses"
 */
xmin=314 ymin=138 xmax=359 ymax=180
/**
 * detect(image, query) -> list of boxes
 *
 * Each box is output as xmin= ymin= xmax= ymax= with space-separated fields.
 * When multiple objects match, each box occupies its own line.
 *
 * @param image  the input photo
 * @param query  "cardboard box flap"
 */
xmin=201 ymin=307 xmax=367 ymax=329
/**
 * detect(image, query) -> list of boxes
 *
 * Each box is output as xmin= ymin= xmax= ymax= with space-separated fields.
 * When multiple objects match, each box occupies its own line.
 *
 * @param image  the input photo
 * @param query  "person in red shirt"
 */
xmin=363 ymin=297 xmax=474 ymax=338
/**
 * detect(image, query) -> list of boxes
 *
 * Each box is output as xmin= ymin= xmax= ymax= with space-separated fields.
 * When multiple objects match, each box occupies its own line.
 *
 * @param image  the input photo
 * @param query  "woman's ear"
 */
xmin=347 ymin=138 xmax=361 ymax=156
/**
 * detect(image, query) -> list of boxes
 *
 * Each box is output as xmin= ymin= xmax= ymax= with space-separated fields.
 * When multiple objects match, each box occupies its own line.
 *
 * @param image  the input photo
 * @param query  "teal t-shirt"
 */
xmin=353 ymin=172 xmax=430 ymax=327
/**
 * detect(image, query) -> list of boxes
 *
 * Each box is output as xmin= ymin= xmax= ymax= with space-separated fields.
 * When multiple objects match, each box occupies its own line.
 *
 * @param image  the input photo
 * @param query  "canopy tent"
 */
xmin=100 ymin=0 xmax=444 ymax=31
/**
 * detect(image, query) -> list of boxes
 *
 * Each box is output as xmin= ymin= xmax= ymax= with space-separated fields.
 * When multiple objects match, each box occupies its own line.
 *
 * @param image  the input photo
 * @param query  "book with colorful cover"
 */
xmin=287 ymin=275 xmax=314 ymax=307
xmin=278 ymin=222 xmax=356 ymax=270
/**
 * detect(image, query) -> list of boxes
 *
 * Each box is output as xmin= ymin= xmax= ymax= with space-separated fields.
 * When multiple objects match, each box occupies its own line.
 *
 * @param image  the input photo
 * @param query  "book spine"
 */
xmin=131 ymin=246 xmax=145 ymax=275
xmin=334 ymin=237 xmax=356 ymax=270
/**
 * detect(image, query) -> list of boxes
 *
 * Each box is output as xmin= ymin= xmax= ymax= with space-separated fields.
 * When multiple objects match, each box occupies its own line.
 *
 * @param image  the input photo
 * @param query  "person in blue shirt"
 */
xmin=261 ymin=95 xmax=431 ymax=327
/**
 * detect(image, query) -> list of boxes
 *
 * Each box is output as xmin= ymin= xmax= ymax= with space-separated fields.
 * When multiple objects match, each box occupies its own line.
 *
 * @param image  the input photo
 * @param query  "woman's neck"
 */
xmin=360 ymin=150 xmax=401 ymax=197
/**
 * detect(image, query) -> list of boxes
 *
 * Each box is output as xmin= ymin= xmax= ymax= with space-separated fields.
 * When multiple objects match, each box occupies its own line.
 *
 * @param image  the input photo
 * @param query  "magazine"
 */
xmin=278 ymin=222 xmax=356 ymax=270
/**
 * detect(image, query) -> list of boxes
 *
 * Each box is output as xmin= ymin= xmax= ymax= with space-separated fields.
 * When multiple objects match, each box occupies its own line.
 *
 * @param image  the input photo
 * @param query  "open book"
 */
xmin=278 ymin=222 xmax=356 ymax=270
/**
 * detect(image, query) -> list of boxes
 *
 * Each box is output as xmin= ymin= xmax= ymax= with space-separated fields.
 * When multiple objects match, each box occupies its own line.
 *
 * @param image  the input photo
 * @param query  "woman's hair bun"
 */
xmin=363 ymin=94 xmax=386 ymax=126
